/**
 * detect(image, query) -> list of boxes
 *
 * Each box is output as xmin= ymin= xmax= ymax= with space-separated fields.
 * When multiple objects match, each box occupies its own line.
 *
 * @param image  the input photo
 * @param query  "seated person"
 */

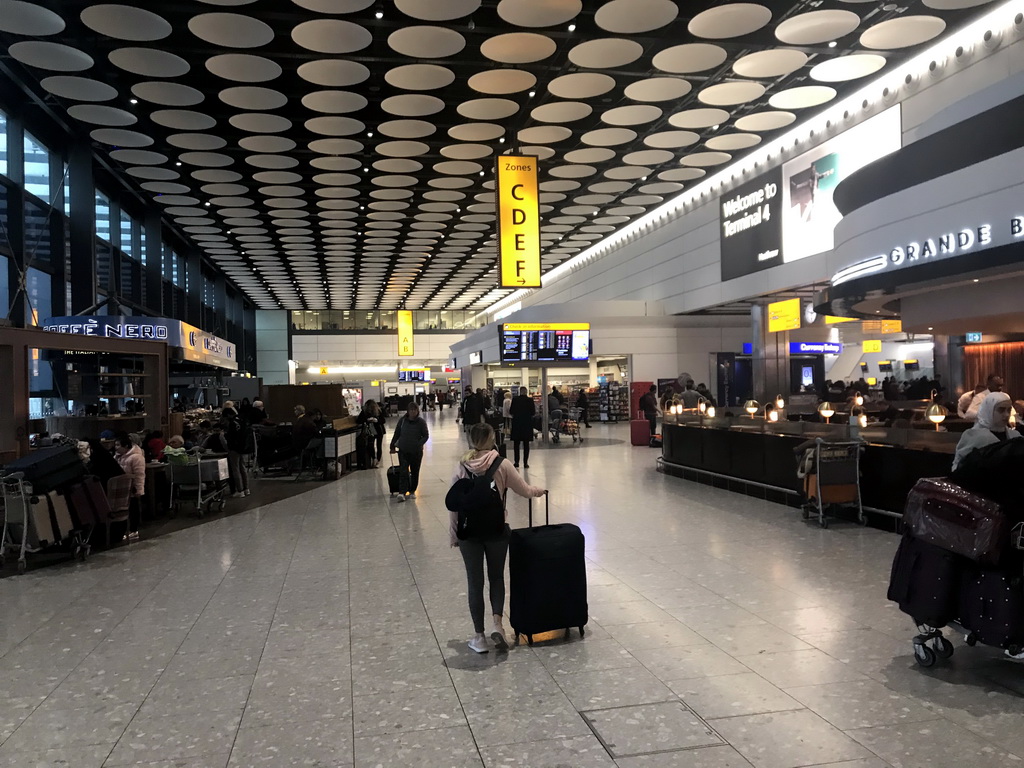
xmin=202 ymin=426 xmax=229 ymax=453
xmin=952 ymin=392 xmax=1019 ymax=472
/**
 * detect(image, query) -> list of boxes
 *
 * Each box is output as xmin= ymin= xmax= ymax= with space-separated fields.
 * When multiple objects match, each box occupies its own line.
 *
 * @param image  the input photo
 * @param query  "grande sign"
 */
xmin=496 ymin=155 xmax=541 ymax=289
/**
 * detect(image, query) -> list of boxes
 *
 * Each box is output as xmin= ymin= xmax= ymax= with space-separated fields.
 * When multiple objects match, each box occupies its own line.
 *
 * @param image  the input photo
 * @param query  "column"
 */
xmin=144 ymin=210 xmax=163 ymax=313
xmin=184 ymin=250 xmax=202 ymax=327
xmin=751 ymin=302 xmax=790 ymax=404
xmin=540 ymin=367 xmax=548 ymax=444
xmin=5 ymin=113 xmax=25 ymax=326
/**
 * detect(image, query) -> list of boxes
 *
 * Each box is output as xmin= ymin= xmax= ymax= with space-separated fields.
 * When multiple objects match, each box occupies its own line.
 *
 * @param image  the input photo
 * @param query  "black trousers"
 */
xmin=398 ymin=448 xmax=423 ymax=493
xmin=646 ymin=413 xmax=657 ymax=436
xmin=513 ymin=440 xmax=531 ymax=465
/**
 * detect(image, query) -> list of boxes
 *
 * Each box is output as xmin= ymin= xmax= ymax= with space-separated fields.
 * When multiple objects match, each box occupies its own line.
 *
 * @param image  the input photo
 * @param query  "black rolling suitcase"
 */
xmin=5 ymin=445 xmax=85 ymax=494
xmin=509 ymin=493 xmax=588 ymax=645
xmin=386 ymin=454 xmax=400 ymax=495
xmin=887 ymin=532 xmax=969 ymax=627
xmin=959 ymin=569 xmax=1024 ymax=650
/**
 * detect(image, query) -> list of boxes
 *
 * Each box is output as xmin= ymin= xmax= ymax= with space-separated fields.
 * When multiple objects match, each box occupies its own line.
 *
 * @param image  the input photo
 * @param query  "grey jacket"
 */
xmin=391 ymin=415 xmax=429 ymax=453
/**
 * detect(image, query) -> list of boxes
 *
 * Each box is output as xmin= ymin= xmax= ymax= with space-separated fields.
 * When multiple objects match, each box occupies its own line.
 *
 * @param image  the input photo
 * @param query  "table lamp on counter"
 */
xmin=817 ymin=401 xmax=835 ymax=424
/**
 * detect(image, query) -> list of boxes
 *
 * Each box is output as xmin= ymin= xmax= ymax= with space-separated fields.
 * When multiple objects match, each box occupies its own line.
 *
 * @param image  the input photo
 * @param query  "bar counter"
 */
xmin=660 ymin=417 xmax=958 ymax=517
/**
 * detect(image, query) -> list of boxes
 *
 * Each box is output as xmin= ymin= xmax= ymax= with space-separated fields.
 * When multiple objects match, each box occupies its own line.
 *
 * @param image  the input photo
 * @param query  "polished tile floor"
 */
xmin=2 ymin=410 xmax=1024 ymax=767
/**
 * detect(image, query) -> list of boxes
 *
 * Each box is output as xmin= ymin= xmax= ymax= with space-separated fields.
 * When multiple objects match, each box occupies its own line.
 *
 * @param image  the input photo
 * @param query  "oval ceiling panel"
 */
xmin=292 ymin=19 xmax=372 ymax=53
xmin=860 ymin=16 xmax=946 ymax=49
xmin=188 ymin=13 xmax=275 ymax=48
xmin=449 ymin=123 xmax=505 ymax=141
xmin=810 ymin=53 xmax=886 ymax=82
xmin=297 ymin=59 xmax=369 ymax=86
xmin=302 ymin=90 xmax=368 ymax=113
xmin=733 ymin=49 xmax=808 ymax=78
xmin=688 ymin=3 xmax=772 ymax=38
xmin=581 ymin=127 xmax=637 ymax=146
xmin=0 ymin=1 xmax=65 ymax=36
xmin=775 ymin=10 xmax=861 ymax=45
xmin=481 ymin=32 xmax=557 ymax=64
xmin=132 ymin=81 xmax=205 ymax=106
xmin=229 ymin=112 xmax=290 ymax=132
xmin=468 ymin=69 xmax=537 ymax=95
xmin=643 ymin=130 xmax=700 ymax=148
xmin=91 ymin=128 xmax=153 ymax=147
xmin=517 ymin=125 xmax=572 ymax=143
xmin=41 ymin=76 xmax=117 ymax=102
xmin=381 ymin=94 xmax=445 ymax=116
xmin=379 ymin=119 xmax=436 ymax=138
xmin=595 ymin=0 xmax=678 ymax=33
xmin=9 ymin=41 xmax=93 ymax=71
xmin=67 ymin=104 xmax=136 ymax=126
xmin=109 ymin=47 xmax=189 ymax=77
xmin=458 ymin=98 xmax=519 ymax=120
xmin=668 ymin=107 xmax=729 ymax=129
xmin=568 ymin=38 xmax=643 ymax=68
xmin=705 ymin=133 xmax=762 ymax=151
xmin=168 ymin=132 xmax=227 ymax=150
xmin=220 ymin=86 xmax=288 ymax=110
xmin=768 ymin=85 xmax=837 ymax=109
xmin=734 ymin=110 xmax=796 ymax=131
xmin=81 ymin=4 xmax=171 ymax=41
xmin=698 ymin=81 xmax=765 ymax=106
xmin=385 ymin=64 xmax=455 ymax=91
xmin=624 ymin=77 xmax=692 ymax=102
xmin=394 ymin=0 xmax=481 ymax=20
xmin=497 ymin=0 xmax=581 ymax=27
xmin=531 ymin=101 xmax=592 ymax=123
xmin=653 ymin=43 xmax=728 ymax=74
xmin=548 ymin=72 xmax=616 ymax=99
xmin=388 ymin=26 xmax=465 ymax=58
xmin=602 ymin=105 xmax=663 ymax=125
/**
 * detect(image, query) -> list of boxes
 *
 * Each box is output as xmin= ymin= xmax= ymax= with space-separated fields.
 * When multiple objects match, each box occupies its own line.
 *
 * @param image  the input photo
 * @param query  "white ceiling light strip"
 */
xmin=483 ymin=0 xmax=1023 ymax=319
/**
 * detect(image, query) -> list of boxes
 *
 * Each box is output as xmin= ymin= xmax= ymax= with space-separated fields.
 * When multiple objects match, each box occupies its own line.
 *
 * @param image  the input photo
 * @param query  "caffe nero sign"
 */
xmin=720 ymin=167 xmax=783 ymax=281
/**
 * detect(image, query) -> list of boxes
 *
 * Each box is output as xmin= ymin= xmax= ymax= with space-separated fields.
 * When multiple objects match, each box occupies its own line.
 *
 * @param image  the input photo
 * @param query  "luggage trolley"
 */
xmin=1 ymin=472 xmax=37 ymax=574
xmin=168 ymin=452 xmax=228 ymax=516
xmin=800 ymin=438 xmax=864 ymax=528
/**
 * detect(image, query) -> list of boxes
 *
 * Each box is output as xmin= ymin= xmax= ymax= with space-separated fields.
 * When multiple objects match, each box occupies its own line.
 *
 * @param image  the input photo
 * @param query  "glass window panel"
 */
xmin=379 ymin=311 xmax=395 ymax=330
xmin=26 ymin=267 xmax=51 ymax=327
xmin=95 ymin=239 xmax=112 ymax=293
xmin=0 ymin=254 xmax=8 ymax=313
xmin=61 ymin=164 xmax=70 ymax=217
xmin=0 ymin=112 xmax=7 ymax=178
xmin=23 ymin=132 xmax=51 ymax=203
xmin=0 ymin=184 xmax=9 ymax=258
xmin=139 ymin=226 xmax=147 ymax=266
xmin=95 ymin=191 xmax=111 ymax=242
xmin=120 ymin=211 xmax=134 ymax=258
xmin=23 ymin=198 xmax=53 ymax=270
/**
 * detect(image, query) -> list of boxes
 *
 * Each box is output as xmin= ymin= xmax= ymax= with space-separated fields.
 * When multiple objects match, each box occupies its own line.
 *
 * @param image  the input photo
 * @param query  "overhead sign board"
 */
xmin=43 ymin=316 xmax=237 ymax=370
xmin=863 ymin=339 xmax=883 ymax=353
xmin=767 ymin=298 xmax=801 ymax=333
xmin=966 ymin=332 xmax=983 ymax=343
xmin=826 ymin=315 xmax=857 ymax=324
xmin=502 ymin=323 xmax=589 ymax=332
xmin=499 ymin=324 xmax=590 ymax=363
xmin=496 ymin=155 xmax=541 ymax=289
xmin=720 ymin=167 xmax=783 ymax=281
xmin=790 ymin=341 xmax=843 ymax=355
xmin=397 ymin=310 xmax=414 ymax=356
xmin=468 ymin=351 xmax=482 ymax=365
xmin=880 ymin=319 xmax=903 ymax=334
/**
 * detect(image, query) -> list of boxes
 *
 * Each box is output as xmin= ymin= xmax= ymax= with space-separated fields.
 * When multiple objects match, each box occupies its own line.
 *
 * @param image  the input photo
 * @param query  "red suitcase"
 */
xmin=630 ymin=419 xmax=651 ymax=446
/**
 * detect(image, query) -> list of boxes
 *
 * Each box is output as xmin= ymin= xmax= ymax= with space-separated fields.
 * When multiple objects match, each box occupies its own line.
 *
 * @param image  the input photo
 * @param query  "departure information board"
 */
xmin=499 ymin=323 xmax=590 ymax=363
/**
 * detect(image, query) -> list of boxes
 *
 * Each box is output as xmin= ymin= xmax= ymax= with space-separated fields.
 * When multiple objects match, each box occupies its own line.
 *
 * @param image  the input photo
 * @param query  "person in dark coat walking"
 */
xmin=390 ymin=402 xmax=429 ymax=501
xmin=509 ymin=386 xmax=536 ymax=468
xmin=577 ymin=389 xmax=591 ymax=428
xmin=461 ymin=388 xmax=485 ymax=446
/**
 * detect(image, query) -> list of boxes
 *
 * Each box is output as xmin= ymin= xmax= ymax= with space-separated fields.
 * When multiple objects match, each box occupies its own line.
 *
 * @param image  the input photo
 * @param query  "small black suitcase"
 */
xmin=509 ymin=493 xmax=588 ymax=645
xmin=386 ymin=454 xmax=401 ymax=494
xmin=960 ymin=569 xmax=1024 ymax=650
xmin=887 ymin=532 xmax=969 ymax=627
xmin=5 ymin=445 xmax=85 ymax=494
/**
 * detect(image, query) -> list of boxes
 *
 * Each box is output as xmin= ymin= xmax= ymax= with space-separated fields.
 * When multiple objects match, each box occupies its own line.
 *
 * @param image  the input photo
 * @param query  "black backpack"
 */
xmin=446 ymin=456 xmax=506 ymax=540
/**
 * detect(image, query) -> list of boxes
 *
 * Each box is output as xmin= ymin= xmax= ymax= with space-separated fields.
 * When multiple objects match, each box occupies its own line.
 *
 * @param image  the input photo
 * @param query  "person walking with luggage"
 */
xmin=639 ymin=384 xmax=659 ymax=437
xmin=358 ymin=400 xmax=386 ymax=468
xmin=390 ymin=402 xmax=429 ymax=502
xmin=223 ymin=406 xmax=252 ymax=498
xmin=509 ymin=386 xmax=536 ymax=469
xmin=461 ymin=388 xmax=484 ymax=446
xmin=450 ymin=422 xmax=546 ymax=653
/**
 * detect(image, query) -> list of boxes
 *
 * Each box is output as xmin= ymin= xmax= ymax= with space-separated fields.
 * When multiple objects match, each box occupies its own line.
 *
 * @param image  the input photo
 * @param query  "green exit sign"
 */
xmin=966 ymin=332 xmax=983 ymax=343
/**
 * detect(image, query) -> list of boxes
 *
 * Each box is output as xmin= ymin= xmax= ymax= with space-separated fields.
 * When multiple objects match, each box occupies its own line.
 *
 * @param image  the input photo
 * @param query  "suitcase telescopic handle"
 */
xmin=528 ymin=491 xmax=549 ymax=528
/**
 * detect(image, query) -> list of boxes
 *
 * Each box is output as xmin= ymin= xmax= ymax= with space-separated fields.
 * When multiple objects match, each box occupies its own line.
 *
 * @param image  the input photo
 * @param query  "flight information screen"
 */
xmin=499 ymin=324 xmax=590 ymax=363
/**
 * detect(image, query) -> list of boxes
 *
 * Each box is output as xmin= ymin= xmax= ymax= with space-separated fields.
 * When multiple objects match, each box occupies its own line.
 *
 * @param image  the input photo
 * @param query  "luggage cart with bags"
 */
xmin=1 ymin=472 xmax=40 ymax=574
xmin=168 ymin=451 xmax=228 ymax=516
xmin=798 ymin=438 xmax=864 ymax=528
xmin=887 ymin=477 xmax=1024 ymax=667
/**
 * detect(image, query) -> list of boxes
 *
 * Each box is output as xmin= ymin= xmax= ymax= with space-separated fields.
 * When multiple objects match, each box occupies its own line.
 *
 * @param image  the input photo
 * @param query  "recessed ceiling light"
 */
xmin=375 ymin=11 xmax=383 ymax=19
xmin=129 ymin=98 xmax=138 ymax=104
xmin=973 ymin=278 xmax=979 ymax=282
xmin=529 ymin=91 xmax=536 ymax=98
xmin=828 ymin=41 xmax=837 ymax=48
xmin=568 ymin=23 xmax=576 ymax=32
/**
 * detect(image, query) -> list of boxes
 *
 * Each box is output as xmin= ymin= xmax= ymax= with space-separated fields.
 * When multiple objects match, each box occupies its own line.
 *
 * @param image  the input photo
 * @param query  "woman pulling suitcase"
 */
xmin=450 ymin=423 xmax=546 ymax=653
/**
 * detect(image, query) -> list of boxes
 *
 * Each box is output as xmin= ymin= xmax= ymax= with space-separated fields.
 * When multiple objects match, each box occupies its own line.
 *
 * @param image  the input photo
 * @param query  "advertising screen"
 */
xmin=720 ymin=167 xmax=783 ymax=281
xmin=500 ymin=323 xmax=590 ymax=363
xmin=398 ymin=369 xmax=427 ymax=382
xmin=781 ymin=107 xmax=901 ymax=264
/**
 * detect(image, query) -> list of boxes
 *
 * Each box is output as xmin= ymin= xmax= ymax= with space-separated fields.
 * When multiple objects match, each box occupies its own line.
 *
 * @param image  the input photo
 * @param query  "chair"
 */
xmin=104 ymin=475 xmax=134 ymax=547
xmin=293 ymin=437 xmax=325 ymax=482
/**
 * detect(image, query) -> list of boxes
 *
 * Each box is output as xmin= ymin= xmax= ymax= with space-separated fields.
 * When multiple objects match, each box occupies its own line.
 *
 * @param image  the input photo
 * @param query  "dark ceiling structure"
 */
xmin=0 ymin=0 xmax=1001 ymax=313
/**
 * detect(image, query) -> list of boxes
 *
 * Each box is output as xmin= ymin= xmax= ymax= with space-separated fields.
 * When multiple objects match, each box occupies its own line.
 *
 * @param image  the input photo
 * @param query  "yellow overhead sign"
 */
xmin=863 ymin=339 xmax=882 ymax=353
xmin=826 ymin=316 xmax=857 ymax=324
xmin=881 ymin=319 xmax=903 ymax=334
xmin=397 ymin=310 xmax=414 ymax=357
xmin=319 ymin=366 xmax=329 ymax=375
xmin=502 ymin=323 xmax=590 ymax=332
xmin=497 ymin=155 xmax=541 ymax=289
xmin=767 ymin=298 xmax=801 ymax=333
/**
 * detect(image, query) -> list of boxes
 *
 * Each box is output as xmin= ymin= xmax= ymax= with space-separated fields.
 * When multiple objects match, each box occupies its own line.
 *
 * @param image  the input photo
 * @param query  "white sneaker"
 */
xmin=1005 ymin=649 xmax=1024 ymax=660
xmin=396 ymin=494 xmax=406 ymax=503
xmin=232 ymin=492 xmax=245 ymax=498
xmin=408 ymin=492 xmax=416 ymax=499
xmin=468 ymin=633 xmax=489 ymax=654
xmin=490 ymin=628 xmax=509 ymax=651
xmin=244 ymin=489 xmax=251 ymax=497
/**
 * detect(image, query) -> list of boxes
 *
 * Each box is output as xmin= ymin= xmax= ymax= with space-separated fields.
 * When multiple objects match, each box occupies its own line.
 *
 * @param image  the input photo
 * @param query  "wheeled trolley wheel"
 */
xmin=914 ymin=644 xmax=937 ymax=667
xmin=819 ymin=517 xmax=829 ymax=529
xmin=17 ymin=559 xmax=26 ymax=574
xmin=932 ymin=637 xmax=954 ymax=659
xmin=965 ymin=633 xmax=977 ymax=647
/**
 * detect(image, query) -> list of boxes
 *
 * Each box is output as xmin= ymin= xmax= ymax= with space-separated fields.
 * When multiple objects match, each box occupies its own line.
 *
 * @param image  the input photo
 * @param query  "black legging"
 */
xmin=398 ymin=448 xmax=423 ymax=493
xmin=458 ymin=525 xmax=511 ymax=633
xmin=513 ymin=440 xmax=531 ymax=466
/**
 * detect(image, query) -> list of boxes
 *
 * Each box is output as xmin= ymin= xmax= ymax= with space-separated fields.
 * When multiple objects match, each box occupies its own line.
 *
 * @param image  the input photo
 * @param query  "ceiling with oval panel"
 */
xmin=0 ymin=0 xmax=999 ymax=311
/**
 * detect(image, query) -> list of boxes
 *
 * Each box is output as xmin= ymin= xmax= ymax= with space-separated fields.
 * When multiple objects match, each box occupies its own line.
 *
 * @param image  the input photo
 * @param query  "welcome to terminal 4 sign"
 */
xmin=496 ymin=155 xmax=541 ymax=289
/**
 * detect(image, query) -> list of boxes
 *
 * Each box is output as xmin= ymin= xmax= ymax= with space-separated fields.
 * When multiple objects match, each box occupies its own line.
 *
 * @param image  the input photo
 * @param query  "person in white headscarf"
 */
xmin=951 ymin=391 xmax=1019 ymax=471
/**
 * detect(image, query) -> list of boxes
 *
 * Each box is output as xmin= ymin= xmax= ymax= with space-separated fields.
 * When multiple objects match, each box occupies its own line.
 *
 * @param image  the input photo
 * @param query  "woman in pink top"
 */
xmin=451 ymin=422 xmax=546 ymax=654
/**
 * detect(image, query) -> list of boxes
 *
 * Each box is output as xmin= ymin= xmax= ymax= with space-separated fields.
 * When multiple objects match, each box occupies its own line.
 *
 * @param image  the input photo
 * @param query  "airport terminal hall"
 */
xmin=5 ymin=0 xmax=1024 ymax=766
